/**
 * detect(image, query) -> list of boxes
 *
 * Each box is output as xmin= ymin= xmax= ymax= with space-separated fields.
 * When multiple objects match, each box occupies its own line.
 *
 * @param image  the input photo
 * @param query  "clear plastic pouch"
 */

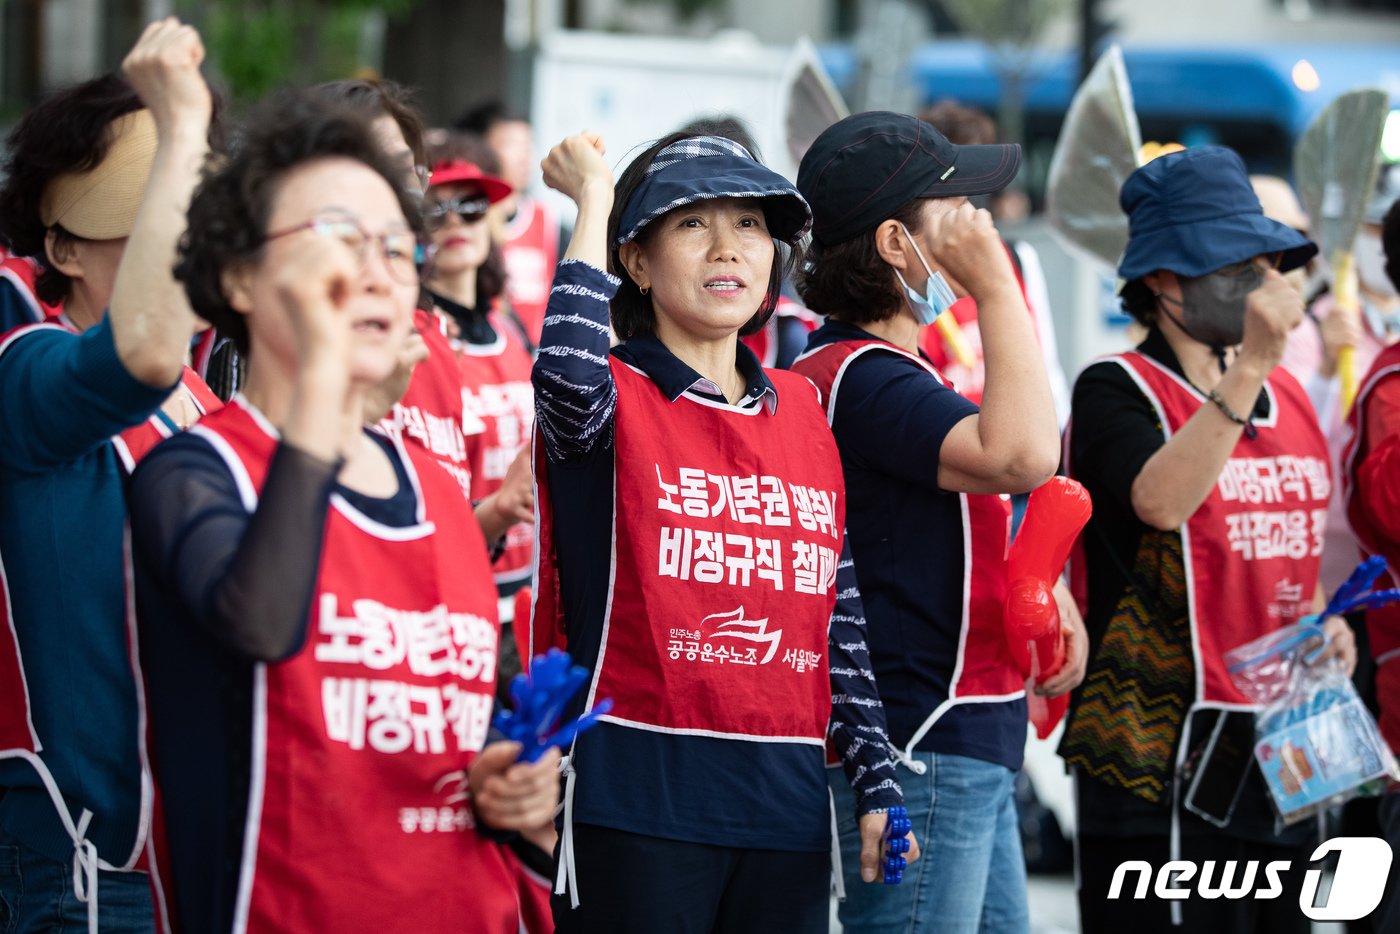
xmin=1225 ymin=619 xmax=1400 ymax=826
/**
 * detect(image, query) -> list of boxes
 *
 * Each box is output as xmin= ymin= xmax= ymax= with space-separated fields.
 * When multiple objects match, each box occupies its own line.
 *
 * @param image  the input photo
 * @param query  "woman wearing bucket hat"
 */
xmin=530 ymin=129 xmax=915 ymax=932
xmin=790 ymin=110 xmax=1070 ymax=934
xmin=1059 ymin=144 xmax=1356 ymax=933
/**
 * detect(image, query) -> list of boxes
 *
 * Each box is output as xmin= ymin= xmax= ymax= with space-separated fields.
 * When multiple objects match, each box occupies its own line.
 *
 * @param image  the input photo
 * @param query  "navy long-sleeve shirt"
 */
xmin=533 ymin=261 xmax=901 ymax=850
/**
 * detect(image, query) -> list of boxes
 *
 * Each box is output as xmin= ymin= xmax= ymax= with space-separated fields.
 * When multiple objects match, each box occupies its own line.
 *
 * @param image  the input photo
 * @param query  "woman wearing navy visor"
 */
xmin=792 ymin=111 xmax=1079 ymax=933
xmin=532 ymin=130 xmax=917 ymax=932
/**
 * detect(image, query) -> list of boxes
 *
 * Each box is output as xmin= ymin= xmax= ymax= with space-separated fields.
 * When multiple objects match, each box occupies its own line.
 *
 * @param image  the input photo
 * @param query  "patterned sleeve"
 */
xmin=531 ymin=259 xmax=621 ymax=462
xmin=827 ymin=533 xmax=904 ymax=816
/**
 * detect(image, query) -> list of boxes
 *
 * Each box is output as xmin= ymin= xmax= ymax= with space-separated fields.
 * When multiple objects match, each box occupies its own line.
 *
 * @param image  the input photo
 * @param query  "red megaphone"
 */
xmin=1004 ymin=477 xmax=1092 ymax=738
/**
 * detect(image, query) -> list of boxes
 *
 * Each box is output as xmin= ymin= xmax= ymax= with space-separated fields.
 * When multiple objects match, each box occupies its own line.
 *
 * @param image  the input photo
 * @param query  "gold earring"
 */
xmin=639 ymin=285 xmax=650 ymax=296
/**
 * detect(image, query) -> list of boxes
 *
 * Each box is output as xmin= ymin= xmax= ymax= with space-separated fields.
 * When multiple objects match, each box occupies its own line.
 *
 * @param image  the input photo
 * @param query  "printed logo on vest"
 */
xmin=396 ymin=770 xmax=477 ymax=835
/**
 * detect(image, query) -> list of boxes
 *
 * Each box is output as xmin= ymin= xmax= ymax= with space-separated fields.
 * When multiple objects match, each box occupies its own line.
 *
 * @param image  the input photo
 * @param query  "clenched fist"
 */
xmin=121 ymin=18 xmax=211 ymax=135
xmin=914 ymin=200 xmax=1017 ymax=302
xmin=1240 ymin=264 xmax=1304 ymax=374
xmin=542 ymin=133 xmax=612 ymax=205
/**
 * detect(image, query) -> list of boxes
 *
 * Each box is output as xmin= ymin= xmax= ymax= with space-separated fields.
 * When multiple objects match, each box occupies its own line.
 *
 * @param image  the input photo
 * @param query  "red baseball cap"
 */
xmin=427 ymin=159 xmax=513 ymax=203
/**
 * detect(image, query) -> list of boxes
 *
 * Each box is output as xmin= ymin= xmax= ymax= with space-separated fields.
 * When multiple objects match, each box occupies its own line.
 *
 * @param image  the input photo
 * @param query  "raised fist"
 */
xmin=1240 ymin=264 xmax=1304 ymax=373
xmin=121 ymin=18 xmax=211 ymax=132
xmin=918 ymin=200 xmax=1015 ymax=301
xmin=542 ymin=133 xmax=611 ymax=205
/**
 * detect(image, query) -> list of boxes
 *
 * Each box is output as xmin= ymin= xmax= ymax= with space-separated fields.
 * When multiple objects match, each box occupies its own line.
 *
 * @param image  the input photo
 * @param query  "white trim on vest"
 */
xmin=593 ymin=715 xmax=826 ymax=745
xmin=0 ymin=266 xmax=43 ymax=322
xmin=118 ymin=530 xmax=153 ymax=871
xmin=0 ymin=543 xmax=39 ymax=752
xmin=191 ymin=425 xmax=260 ymax=512
xmin=230 ymin=665 xmax=269 ymax=934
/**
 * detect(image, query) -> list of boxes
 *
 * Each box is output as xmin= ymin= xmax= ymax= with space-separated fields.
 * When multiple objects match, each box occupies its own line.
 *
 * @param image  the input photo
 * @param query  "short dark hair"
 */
xmin=314 ymin=78 xmax=427 ymax=169
xmin=676 ymin=115 xmax=761 ymax=161
xmin=453 ymin=100 xmax=525 ymax=136
xmin=175 ymin=90 xmax=423 ymax=355
xmin=920 ymin=100 xmax=998 ymax=146
xmin=1120 ymin=277 xmax=1158 ymax=326
xmin=425 ymin=133 xmax=506 ymax=304
xmin=0 ymin=75 xmax=143 ymax=304
xmin=1384 ymin=198 xmax=1400 ymax=294
xmin=796 ymin=201 xmax=924 ymax=324
xmin=607 ymin=131 xmax=801 ymax=341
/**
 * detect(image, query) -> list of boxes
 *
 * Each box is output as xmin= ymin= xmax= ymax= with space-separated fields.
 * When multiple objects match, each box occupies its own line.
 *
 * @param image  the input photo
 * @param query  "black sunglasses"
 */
xmin=425 ymin=195 xmax=491 ymax=230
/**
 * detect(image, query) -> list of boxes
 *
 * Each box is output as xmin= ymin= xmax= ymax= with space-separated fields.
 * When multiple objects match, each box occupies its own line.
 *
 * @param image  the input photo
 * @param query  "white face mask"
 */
xmin=1356 ymin=230 xmax=1397 ymax=298
xmin=891 ymin=222 xmax=957 ymax=326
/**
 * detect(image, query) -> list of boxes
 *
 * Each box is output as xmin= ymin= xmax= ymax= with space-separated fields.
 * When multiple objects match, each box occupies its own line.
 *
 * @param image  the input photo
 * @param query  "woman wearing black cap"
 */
xmin=530 ymin=130 xmax=915 ymax=932
xmin=1059 ymin=145 xmax=1356 ymax=933
xmin=791 ymin=110 xmax=1072 ymax=933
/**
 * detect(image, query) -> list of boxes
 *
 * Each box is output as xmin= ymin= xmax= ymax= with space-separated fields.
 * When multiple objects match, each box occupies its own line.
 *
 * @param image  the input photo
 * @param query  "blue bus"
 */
xmin=820 ymin=40 xmax=1400 ymax=201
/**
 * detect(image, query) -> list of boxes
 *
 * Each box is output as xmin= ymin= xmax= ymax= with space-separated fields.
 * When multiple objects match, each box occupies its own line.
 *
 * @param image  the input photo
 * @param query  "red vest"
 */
xmin=0 ymin=254 xmax=58 ymax=324
xmin=535 ymin=357 xmax=843 ymax=743
xmin=172 ymin=399 xmax=515 ymax=933
xmin=112 ymin=367 xmax=223 ymax=471
xmin=792 ymin=339 xmax=1022 ymax=745
xmin=0 ymin=321 xmax=219 ymax=884
xmin=380 ymin=308 xmax=473 ymax=498
xmin=1090 ymin=352 xmax=1330 ymax=708
xmin=1343 ymin=342 xmax=1400 ymax=750
xmin=455 ymin=313 xmax=536 ymax=590
xmin=501 ymin=199 xmax=560 ymax=344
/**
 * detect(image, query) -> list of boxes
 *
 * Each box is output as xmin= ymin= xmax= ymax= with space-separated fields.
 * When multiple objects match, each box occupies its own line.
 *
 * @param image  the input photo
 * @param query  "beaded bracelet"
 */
xmin=1207 ymin=389 xmax=1258 ymax=440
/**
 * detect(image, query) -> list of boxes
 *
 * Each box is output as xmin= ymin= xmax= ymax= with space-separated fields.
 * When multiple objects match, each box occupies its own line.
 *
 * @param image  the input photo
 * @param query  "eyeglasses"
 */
xmin=264 ymin=210 xmax=420 ymax=286
xmin=424 ymin=195 xmax=491 ymax=231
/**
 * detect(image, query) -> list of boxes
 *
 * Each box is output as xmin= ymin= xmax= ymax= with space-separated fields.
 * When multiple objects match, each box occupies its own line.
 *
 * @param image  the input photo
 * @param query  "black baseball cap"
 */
xmin=797 ymin=111 xmax=1021 ymax=249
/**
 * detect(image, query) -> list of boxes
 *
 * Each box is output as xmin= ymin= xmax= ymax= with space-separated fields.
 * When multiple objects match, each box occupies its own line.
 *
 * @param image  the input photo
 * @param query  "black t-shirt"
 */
xmin=1068 ymin=329 xmax=1313 ymax=845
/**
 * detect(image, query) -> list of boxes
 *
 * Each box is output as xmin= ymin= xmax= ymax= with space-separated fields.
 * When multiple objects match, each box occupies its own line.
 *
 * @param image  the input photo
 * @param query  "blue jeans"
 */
xmin=829 ymin=751 xmax=1029 ymax=934
xmin=0 ymin=831 xmax=152 ymax=934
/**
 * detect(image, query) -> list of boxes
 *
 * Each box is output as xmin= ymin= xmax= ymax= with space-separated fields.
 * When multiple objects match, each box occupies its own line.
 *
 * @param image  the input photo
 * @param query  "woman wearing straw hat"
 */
xmin=531 ymin=129 xmax=916 ymax=932
xmin=0 ymin=19 xmax=219 ymax=931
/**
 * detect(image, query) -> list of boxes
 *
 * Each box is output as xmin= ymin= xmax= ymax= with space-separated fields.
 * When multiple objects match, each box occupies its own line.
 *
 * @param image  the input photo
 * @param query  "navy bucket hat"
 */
xmin=614 ymin=136 xmax=811 ymax=247
xmin=1118 ymin=145 xmax=1317 ymax=281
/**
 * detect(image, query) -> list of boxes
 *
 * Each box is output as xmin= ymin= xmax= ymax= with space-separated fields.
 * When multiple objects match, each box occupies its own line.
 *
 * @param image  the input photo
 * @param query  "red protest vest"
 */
xmin=501 ymin=198 xmax=560 ymax=344
xmin=558 ymin=357 xmax=842 ymax=743
xmin=792 ymin=339 xmax=1022 ymax=745
xmin=1343 ymin=343 xmax=1400 ymax=750
xmin=1103 ymin=352 xmax=1330 ymax=707
xmin=112 ymin=367 xmax=222 ymax=471
xmin=380 ymin=308 xmax=473 ymax=498
xmin=455 ymin=312 xmax=536 ymax=590
xmin=0 ymin=321 xmax=218 ymax=883
xmin=177 ymin=399 xmax=515 ymax=934
xmin=0 ymin=253 xmax=58 ymax=324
